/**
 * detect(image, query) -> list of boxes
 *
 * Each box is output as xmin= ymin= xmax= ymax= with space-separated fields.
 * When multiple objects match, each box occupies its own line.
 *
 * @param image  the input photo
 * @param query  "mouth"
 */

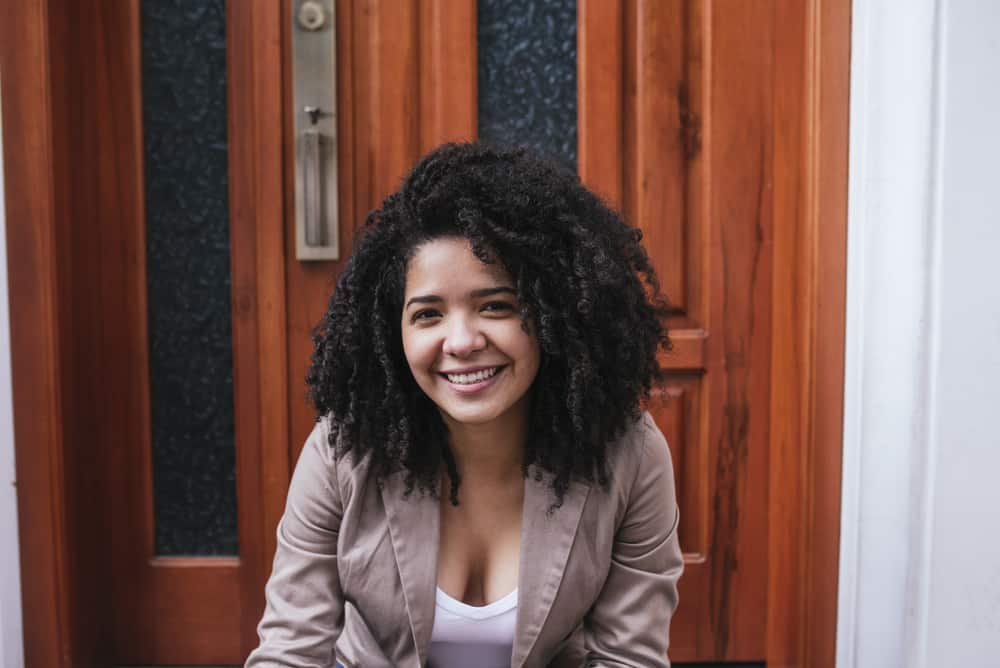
xmin=438 ymin=365 xmax=507 ymax=390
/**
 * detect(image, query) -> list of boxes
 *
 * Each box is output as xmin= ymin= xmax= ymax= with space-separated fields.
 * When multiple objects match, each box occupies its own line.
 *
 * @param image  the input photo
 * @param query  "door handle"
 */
xmin=292 ymin=0 xmax=339 ymax=261
xmin=300 ymin=118 xmax=323 ymax=247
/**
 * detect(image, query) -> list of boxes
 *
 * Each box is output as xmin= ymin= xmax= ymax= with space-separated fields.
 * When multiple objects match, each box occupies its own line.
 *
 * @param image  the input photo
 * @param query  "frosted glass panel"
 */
xmin=141 ymin=0 xmax=238 ymax=556
xmin=477 ymin=0 xmax=578 ymax=168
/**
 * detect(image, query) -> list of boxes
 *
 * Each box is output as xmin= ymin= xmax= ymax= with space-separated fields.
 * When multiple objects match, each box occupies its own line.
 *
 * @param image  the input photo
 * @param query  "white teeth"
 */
xmin=446 ymin=366 xmax=500 ymax=385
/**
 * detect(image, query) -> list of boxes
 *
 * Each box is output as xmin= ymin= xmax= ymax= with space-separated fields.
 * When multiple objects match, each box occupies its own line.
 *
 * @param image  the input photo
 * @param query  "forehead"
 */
xmin=404 ymin=237 xmax=512 ymax=293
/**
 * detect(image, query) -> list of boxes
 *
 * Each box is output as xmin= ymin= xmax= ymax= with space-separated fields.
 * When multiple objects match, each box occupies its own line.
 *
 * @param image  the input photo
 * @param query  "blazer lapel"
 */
xmin=381 ymin=471 xmax=439 ymax=668
xmin=512 ymin=467 xmax=591 ymax=667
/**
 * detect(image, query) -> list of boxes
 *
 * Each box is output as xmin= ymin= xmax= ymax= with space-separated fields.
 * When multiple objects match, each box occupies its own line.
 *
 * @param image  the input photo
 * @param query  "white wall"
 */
xmin=838 ymin=1 xmax=1000 ymax=666
xmin=923 ymin=1 xmax=1000 ymax=661
xmin=0 ymin=85 xmax=26 ymax=667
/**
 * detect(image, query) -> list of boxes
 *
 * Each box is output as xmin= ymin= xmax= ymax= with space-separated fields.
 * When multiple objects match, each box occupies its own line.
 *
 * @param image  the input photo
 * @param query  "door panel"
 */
xmin=100 ymin=1 xmax=262 ymax=662
xmin=477 ymin=0 xmax=578 ymax=166
xmin=141 ymin=0 xmax=239 ymax=559
xmin=581 ymin=0 xmax=772 ymax=661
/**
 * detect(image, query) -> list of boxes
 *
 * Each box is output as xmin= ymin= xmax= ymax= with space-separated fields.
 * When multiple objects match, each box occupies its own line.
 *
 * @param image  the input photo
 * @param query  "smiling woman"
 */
xmin=246 ymin=142 xmax=684 ymax=667
xmin=402 ymin=237 xmax=541 ymax=434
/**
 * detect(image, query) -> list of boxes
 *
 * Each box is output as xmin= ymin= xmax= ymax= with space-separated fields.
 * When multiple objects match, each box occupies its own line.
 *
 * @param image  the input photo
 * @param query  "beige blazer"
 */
xmin=245 ymin=412 xmax=683 ymax=668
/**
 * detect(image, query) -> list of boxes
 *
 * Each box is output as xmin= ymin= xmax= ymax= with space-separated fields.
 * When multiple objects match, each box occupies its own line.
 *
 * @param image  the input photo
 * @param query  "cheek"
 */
xmin=401 ymin=330 xmax=436 ymax=375
xmin=515 ymin=333 xmax=542 ymax=380
xmin=400 ymin=327 xmax=416 ymax=371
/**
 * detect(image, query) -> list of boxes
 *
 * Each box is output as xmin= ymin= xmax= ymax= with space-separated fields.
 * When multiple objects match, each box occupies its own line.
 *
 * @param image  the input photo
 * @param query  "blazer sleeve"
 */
xmin=245 ymin=419 xmax=345 ymax=668
xmin=582 ymin=413 xmax=684 ymax=667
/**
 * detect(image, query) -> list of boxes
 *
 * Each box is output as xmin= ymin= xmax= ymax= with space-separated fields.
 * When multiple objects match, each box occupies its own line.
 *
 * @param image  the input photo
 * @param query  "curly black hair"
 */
xmin=307 ymin=142 xmax=671 ymax=508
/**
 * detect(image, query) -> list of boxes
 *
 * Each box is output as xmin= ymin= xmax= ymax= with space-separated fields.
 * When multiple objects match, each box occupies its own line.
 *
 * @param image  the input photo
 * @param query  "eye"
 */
xmin=481 ymin=301 xmax=515 ymax=315
xmin=411 ymin=308 xmax=442 ymax=323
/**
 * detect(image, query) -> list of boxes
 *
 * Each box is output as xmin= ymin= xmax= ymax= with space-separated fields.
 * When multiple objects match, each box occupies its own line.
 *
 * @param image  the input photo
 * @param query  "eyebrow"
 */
xmin=404 ymin=286 xmax=516 ymax=310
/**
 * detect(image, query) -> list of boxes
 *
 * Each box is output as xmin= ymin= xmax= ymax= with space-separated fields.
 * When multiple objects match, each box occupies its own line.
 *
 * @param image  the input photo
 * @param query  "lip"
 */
xmin=439 ymin=365 xmax=506 ymax=394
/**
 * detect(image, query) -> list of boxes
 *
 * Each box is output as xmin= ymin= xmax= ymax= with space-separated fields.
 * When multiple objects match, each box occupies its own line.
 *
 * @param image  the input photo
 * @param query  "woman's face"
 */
xmin=401 ymin=237 xmax=540 ymax=430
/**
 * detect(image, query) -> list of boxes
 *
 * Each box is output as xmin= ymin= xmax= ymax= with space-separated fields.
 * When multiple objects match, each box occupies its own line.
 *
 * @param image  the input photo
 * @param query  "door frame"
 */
xmin=1 ymin=0 xmax=848 ymax=665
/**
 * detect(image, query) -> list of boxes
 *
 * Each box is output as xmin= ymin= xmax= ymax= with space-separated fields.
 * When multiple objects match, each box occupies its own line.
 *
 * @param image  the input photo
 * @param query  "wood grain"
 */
xmin=658 ymin=328 xmax=708 ymax=371
xmin=578 ymin=0 xmax=624 ymax=209
xmin=125 ymin=560 xmax=241 ymax=664
xmin=228 ymin=0 xmax=289 ymax=656
xmin=767 ymin=0 xmax=850 ymax=666
xmin=627 ymin=0 xmax=688 ymax=312
xmin=419 ymin=0 xmax=477 ymax=153
xmin=369 ymin=1 xmax=420 ymax=203
xmin=808 ymin=4 xmax=850 ymax=665
xmin=702 ymin=2 xmax=773 ymax=658
xmin=78 ymin=3 xmax=147 ymax=664
xmin=1 ymin=0 xmax=76 ymax=665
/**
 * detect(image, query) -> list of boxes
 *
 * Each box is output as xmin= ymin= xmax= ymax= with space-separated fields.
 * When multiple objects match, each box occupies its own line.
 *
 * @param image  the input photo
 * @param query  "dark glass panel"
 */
xmin=477 ymin=0 xmax=578 ymax=168
xmin=141 ymin=0 xmax=238 ymax=556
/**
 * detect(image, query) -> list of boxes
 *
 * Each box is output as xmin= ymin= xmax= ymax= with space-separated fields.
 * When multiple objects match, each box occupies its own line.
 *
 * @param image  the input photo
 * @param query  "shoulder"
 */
xmin=602 ymin=411 xmax=675 ymax=516
xmin=636 ymin=411 xmax=673 ymax=480
xmin=296 ymin=416 xmax=373 ymax=505
xmin=607 ymin=411 xmax=672 ymax=481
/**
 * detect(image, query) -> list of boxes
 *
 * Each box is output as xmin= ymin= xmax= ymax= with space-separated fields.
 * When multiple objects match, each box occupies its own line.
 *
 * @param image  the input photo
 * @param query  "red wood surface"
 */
xmin=1 ymin=1 xmax=77 ymax=665
xmin=578 ymin=0 xmax=624 ymax=209
xmin=419 ymin=0 xmax=478 ymax=154
xmin=626 ymin=0 xmax=689 ymax=311
xmin=228 ymin=0 xmax=290 ymax=657
xmin=767 ymin=1 xmax=850 ymax=666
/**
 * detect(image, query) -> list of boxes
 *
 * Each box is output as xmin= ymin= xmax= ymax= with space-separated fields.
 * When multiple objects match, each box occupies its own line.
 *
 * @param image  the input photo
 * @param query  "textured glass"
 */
xmin=141 ymin=0 xmax=238 ymax=556
xmin=477 ymin=0 xmax=578 ymax=168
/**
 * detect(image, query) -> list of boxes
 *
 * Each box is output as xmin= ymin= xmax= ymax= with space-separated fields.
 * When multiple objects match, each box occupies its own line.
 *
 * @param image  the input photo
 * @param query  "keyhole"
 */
xmin=304 ymin=106 xmax=322 ymax=126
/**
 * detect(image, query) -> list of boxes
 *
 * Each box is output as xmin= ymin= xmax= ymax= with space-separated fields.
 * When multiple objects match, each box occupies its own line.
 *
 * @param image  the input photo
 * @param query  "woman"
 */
xmin=246 ymin=143 xmax=683 ymax=667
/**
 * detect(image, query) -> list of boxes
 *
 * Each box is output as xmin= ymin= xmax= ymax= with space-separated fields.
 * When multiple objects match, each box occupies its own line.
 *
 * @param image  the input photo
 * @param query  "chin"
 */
xmin=441 ymin=407 xmax=503 ymax=427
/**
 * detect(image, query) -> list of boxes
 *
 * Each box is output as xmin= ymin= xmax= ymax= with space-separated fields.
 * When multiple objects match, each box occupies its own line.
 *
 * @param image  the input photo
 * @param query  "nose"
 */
xmin=441 ymin=315 xmax=486 ymax=358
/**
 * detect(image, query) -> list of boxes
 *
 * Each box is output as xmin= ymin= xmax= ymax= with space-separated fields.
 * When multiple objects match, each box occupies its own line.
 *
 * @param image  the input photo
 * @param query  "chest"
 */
xmin=333 ymin=469 xmax=615 ymax=666
xmin=435 ymin=489 xmax=523 ymax=606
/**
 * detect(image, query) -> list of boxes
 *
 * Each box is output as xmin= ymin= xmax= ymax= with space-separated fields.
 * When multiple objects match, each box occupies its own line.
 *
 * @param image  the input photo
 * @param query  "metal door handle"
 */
xmin=292 ymin=0 xmax=339 ymax=261
xmin=300 ymin=126 xmax=323 ymax=247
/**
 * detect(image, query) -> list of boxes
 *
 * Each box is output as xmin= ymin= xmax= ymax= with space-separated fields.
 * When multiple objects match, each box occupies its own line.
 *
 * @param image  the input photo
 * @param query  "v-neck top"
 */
xmin=426 ymin=587 xmax=518 ymax=668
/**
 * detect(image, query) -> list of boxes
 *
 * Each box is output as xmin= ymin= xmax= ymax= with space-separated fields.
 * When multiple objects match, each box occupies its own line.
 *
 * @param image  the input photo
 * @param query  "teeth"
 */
xmin=446 ymin=366 xmax=500 ymax=385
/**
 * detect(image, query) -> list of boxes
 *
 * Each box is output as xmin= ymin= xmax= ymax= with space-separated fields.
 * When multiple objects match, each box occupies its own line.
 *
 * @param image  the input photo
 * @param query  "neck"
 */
xmin=442 ymin=403 xmax=529 ymax=485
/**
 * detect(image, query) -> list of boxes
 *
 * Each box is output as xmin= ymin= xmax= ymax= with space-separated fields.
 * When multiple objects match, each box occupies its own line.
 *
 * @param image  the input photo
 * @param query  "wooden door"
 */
xmin=3 ymin=0 xmax=848 ymax=666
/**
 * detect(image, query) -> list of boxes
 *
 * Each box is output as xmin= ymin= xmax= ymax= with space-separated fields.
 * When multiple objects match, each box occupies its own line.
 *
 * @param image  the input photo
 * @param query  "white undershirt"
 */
xmin=426 ymin=587 xmax=518 ymax=668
